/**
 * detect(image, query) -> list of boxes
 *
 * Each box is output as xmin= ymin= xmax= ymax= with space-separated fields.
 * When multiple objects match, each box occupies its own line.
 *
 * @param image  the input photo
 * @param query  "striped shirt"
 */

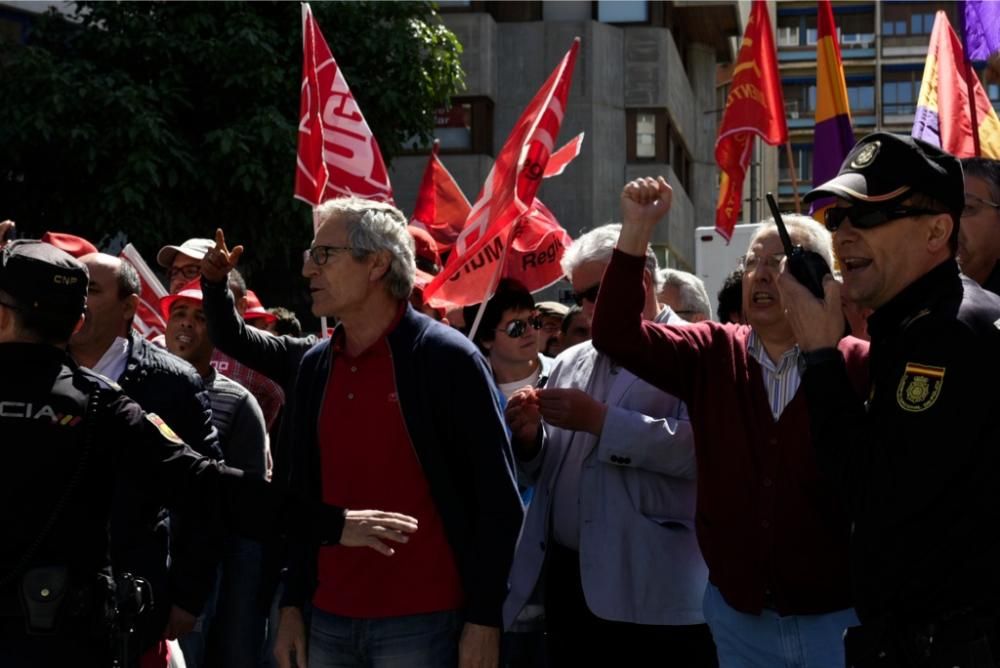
xmin=746 ymin=330 xmax=805 ymax=420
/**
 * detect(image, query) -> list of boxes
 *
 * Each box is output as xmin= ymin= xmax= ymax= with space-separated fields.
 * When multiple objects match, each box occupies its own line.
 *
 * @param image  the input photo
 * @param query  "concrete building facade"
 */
xmin=389 ymin=1 xmax=741 ymax=272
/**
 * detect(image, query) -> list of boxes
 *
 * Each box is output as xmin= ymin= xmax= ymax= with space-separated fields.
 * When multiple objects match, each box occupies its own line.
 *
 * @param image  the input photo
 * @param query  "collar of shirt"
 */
xmin=330 ymin=301 xmax=407 ymax=359
xmin=747 ymin=329 xmax=804 ymax=419
xmin=92 ymin=336 xmax=130 ymax=381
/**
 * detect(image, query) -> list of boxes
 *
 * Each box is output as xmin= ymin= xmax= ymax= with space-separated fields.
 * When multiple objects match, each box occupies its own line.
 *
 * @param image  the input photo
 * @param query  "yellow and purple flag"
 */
xmin=962 ymin=0 xmax=1000 ymax=62
xmin=912 ymin=11 xmax=1000 ymax=159
xmin=811 ymin=0 xmax=855 ymax=215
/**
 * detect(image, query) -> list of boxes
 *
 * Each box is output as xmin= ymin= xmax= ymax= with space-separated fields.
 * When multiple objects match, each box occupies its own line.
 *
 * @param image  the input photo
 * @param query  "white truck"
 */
xmin=694 ymin=223 xmax=761 ymax=321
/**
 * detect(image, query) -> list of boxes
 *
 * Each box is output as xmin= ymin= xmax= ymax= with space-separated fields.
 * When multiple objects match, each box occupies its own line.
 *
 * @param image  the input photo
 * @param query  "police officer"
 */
xmin=779 ymin=133 xmax=1000 ymax=667
xmin=0 ymin=240 xmax=417 ymax=667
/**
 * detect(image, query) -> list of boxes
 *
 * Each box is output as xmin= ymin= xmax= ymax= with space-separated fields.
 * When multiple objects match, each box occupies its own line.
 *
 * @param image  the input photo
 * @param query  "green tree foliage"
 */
xmin=0 ymin=1 xmax=463 ymax=312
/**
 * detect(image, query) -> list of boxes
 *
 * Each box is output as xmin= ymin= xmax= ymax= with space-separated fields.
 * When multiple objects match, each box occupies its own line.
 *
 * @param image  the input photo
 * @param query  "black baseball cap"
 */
xmin=805 ymin=132 xmax=965 ymax=217
xmin=0 ymin=240 xmax=89 ymax=315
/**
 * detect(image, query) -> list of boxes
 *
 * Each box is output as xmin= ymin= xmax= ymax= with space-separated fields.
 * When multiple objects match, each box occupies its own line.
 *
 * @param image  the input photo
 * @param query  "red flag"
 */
xmin=543 ymin=132 xmax=584 ymax=178
xmin=410 ymin=140 xmax=472 ymax=251
xmin=715 ymin=1 xmax=787 ymax=240
xmin=295 ymin=3 xmax=393 ymax=205
xmin=423 ymin=38 xmax=580 ymax=306
xmin=120 ymin=244 xmax=169 ymax=341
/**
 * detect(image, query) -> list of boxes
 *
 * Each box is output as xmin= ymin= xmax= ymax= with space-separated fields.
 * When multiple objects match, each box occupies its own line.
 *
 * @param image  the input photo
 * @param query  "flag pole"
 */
xmin=784 ymin=142 xmax=802 ymax=213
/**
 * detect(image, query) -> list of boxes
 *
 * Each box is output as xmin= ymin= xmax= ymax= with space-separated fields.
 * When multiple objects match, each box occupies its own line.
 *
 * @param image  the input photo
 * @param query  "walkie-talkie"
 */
xmin=766 ymin=193 xmax=831 ymax=299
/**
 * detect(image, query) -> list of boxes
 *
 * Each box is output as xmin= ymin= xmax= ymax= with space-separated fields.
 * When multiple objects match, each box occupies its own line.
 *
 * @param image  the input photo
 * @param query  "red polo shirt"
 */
xmin=313 ymin=308 xmax=464 ymax=618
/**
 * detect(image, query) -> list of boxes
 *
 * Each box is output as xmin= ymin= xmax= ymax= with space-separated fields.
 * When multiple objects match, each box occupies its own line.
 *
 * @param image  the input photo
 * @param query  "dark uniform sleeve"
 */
xmin=802 ymin=316 xmax=988 ymax=520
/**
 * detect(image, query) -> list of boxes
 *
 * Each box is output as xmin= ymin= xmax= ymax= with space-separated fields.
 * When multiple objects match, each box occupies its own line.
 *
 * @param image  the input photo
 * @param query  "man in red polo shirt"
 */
xmin=273 ymin=197 xmax=523 ymax=668
xmin=591 ymin=177 xmax=870 ymax=668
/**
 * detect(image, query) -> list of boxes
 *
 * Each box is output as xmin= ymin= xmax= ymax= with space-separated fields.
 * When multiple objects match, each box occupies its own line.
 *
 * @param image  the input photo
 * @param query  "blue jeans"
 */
xmin=308 ymin=608 xmax=462 ymax=668
xmin=703 ymin=582 xmax=858 ymax=668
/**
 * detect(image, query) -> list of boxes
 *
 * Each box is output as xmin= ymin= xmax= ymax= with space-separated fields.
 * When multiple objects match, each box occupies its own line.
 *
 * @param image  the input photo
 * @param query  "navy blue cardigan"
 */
xmin=282 ymin=305 xmax=524 ymax=627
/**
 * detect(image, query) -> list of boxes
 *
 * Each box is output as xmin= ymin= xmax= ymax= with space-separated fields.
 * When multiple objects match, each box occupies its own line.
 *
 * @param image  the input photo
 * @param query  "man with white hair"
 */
xmin=273 ymin=197 xmax=523 ymax=668
xmin=591 ymin=177 xmax=870 ymax=668
xmin=504 ymin=223 xmax=715 ymax=666
xmin=657 ymin=268 xmax=712 ymax=322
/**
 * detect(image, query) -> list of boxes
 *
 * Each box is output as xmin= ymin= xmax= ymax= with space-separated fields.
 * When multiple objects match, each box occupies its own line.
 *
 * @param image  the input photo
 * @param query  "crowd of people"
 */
xmin=2 ymin=133 xmax=1000 ymax=668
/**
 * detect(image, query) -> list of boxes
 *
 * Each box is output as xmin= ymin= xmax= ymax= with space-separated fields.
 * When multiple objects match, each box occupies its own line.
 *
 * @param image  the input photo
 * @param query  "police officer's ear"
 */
xmin=71 ymin=314 xmax=85 ymax=336
xmin=925 ymin=213 xmax=954 ymax=254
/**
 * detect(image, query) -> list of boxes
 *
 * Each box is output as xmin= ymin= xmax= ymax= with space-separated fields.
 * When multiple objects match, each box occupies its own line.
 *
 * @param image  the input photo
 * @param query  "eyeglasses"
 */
xmin=303 ymin=245 xmax=357 ymax=266
xmin=824 ymin=206 xmax=944 ymax=232
xmin=572 ymin=283 xmax=600 ymax=306
xmin=962 ymin=194 xmax=1000 ymax=218
xmin=167 ymin=265 xmax=201 ymax=281
xmin=742 ymin=253 xmax=785 ymax=272
xmin=497 ymin=316 xmax=543 ymax=338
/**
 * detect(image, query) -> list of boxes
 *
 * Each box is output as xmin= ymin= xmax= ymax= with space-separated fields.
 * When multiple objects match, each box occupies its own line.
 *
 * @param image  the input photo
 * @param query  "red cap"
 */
xmin=158 ymin=278 xmax=203 ymax=320
xmin=408 ymin=226 xmax=441 ymax=274
xmin=41 ymin=232 xmax=98 ymax=258
xmin=244 ymin=290 xmax=277 ymax=325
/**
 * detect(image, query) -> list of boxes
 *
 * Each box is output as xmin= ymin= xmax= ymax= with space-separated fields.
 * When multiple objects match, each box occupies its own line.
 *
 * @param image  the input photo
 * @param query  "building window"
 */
xmin=882 ymin=69 xmax=921 ymax=115
xmin=838 ymin=12 xmax=875 ymax=49
xmin=882 ymin=1 xmax=953 ymax=37
xmin=404 ymin=97 xmax=493 ymax=155
xmin=779 ymin=145 xmax=813 ymax=183
xmin=846 ymin=80 xmax=875 ymax=113
xmin=671 ymin=128 xmax=692 ymax=193
xmin=783 ymin=80 xmax=817 ymax=118
xmin=777 ymin=8 xmax=873 ymax=49
xmin=596 ymin=0 xmax=647 ymax=24
xmin=626 ymin=109 xmax=668 ymax=162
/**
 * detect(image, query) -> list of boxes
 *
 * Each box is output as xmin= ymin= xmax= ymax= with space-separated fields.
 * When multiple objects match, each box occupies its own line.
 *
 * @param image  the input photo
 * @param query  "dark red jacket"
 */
xmin=592 ymin=250 xmax=869 ymax=615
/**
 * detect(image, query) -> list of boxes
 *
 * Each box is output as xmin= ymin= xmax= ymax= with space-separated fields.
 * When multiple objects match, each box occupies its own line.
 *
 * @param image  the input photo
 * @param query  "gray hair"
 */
xmin=657 ymin=268 xmax=712 ymax=320
xmin=749 ymin=214 xmax=834 ymax=269
xmin=561 ymin=223 xmax=662 ymax=290
xmin=313 ymin=197 xmax=415 ymax=300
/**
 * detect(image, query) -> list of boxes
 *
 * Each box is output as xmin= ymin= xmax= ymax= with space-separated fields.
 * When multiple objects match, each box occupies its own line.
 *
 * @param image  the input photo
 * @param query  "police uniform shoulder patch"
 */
xmin=146 ymin=413 xmax=184 ymax=444
xmin=896 ymin=363 xmax=945 ymax=412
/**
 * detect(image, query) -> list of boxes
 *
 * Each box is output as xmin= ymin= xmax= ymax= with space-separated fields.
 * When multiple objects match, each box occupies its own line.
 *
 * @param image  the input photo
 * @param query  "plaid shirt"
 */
xmin=210 ymin=349 xmax=285 ymax=431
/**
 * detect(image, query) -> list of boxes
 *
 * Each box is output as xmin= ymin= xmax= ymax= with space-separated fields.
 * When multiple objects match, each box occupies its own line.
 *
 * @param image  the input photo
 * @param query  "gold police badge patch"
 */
xmin=146 ymin=413 xmax=184 ymax=444
xmin=896 ymin=363 xmax=945 ymax=412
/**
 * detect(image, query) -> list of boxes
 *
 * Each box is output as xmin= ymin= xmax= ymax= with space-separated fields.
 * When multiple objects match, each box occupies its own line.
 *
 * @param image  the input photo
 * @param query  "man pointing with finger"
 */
xmin=779 ymin=133 xmax=1000 ymax=667
xmin=274 ymin=197 xmax=523 ymax=668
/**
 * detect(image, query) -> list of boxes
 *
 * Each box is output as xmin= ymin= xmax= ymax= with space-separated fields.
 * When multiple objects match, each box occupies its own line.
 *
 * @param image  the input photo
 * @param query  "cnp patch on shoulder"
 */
xmin=146 ymin=413 xmax=184 ymax=444
xmin=896 ymin=363 xmax=945 ymax=412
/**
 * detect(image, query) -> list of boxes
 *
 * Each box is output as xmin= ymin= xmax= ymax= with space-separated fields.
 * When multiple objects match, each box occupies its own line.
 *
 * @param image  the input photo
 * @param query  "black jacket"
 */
xmin=802 ymin=259 xmax=1000 ymax=623
xmin=281 ymin=305 xmax=524 ymax=627
xmin=110 ymin=332 xmax=222 ymax=647
xmin=0 ymin=343 xmax=241 ymax=666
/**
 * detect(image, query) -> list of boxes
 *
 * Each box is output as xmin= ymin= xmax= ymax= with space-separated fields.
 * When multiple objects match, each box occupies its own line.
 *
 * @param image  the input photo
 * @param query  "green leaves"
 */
xmin=0 ymin=1 xmax=463 ymax=318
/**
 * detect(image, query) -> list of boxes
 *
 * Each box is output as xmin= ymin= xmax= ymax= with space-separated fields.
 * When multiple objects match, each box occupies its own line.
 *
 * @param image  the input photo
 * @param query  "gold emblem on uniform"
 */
xmin=896 ymin=362 xmax=945 ymax=412
xmin=851 ymin=141 xmax=880 ymax=169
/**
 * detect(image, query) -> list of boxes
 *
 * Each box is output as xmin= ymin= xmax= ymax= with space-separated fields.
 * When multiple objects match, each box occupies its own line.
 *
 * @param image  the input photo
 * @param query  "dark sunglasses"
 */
xmin=572 ymin=283 xmax=600 ymax=306
xmin=498 ymin=316 xmax=543 ymax=338
xmin=824 ymin=206 xmax=944 ymax=232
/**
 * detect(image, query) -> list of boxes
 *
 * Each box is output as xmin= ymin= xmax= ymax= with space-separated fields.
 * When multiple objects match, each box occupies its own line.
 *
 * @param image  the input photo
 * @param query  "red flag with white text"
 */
xmin=295 ymin=3 xmax=393 ymax=205
xmin=120 ymin=244 xmax=168 ymax=341
xmin=423 ymin=38 xmax=580 ymax=306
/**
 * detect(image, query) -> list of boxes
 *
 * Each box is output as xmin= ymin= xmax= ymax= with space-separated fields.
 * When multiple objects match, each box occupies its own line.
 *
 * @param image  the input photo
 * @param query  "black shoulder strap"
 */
xmin=0 ymin=387 xmax=103 ymax=588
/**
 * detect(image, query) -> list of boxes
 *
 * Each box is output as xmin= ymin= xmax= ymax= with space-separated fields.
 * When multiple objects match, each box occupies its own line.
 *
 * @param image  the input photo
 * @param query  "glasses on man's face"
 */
xmin=824 ymin=206 xmax=943 ymax=232
xmin=962 ymin=194 xmax=1000 ymax=218
xmin=498 ymin=316 xmax=543 ymax=338
xmin=572 ymin=283 xmax=600 ymax=306
xmin=167 ymin=265 xmax=201 ymax=281
xmin=303 ymin=245 xmax=356 ymax=266
xmin=742 ymin=253 xmax=785 ymax=272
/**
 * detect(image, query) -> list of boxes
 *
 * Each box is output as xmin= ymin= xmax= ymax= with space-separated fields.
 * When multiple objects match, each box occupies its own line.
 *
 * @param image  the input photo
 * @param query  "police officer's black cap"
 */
xmin=805 ymin=132 xmax=964 ymax=217
xmin=0 ymin=240 xmax=89 ymax=314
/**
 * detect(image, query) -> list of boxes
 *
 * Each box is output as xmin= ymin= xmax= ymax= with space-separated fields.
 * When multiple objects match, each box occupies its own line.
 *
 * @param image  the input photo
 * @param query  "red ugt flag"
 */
xmin=295 ymin=3 xmax=393 ymax=205
xmin=423 ymin=38 xmax=580 ymax=306
xmin=714 ymin=1 xmax=787 ymax=240
xmin=410 ymin=140 xmax=472 ymax=251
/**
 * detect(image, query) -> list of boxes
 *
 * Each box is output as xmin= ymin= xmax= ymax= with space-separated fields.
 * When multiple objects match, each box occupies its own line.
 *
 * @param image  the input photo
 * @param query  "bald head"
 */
xmin=70 ymin=253 xmax=140 ymax=364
